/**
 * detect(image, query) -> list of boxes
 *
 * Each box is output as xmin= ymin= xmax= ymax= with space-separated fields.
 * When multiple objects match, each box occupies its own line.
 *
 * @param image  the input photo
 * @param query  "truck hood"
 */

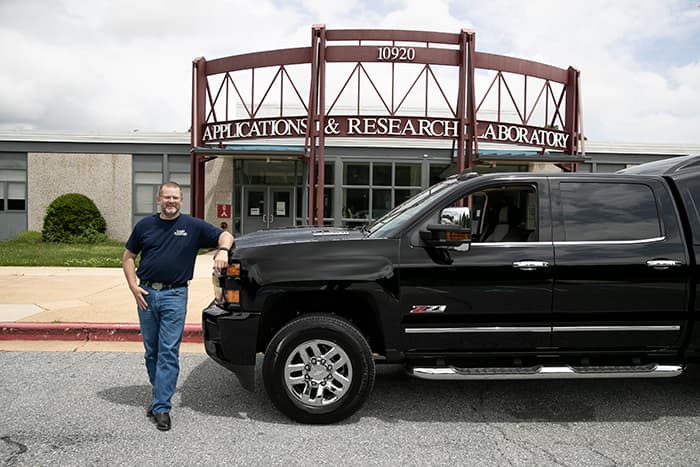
xmin=235 ymin=226 xmax=365 ymax=249
xmin=232 ymin=227 xmax=396 ymax=286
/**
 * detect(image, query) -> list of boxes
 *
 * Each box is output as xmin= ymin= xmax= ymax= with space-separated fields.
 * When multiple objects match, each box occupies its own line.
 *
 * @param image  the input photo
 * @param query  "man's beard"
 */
xmin=160 ymin=205 xmax=180 ymax=219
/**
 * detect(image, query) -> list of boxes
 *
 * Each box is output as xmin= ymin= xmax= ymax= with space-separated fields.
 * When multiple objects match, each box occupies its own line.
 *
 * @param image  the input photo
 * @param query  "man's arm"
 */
xmin=122 ymin=249 xmax=148 ymax=311
xmin=212 ymin=231 xmax=235 ymax=273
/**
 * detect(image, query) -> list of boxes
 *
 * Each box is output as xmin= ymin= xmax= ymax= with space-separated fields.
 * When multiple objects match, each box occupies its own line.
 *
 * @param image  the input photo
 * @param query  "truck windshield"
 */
xmin=366 ymin=178 xmax=458 ymax=237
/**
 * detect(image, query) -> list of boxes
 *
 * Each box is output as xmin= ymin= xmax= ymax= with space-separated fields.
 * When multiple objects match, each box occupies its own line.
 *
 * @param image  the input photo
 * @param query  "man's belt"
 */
xmin=140 ymin=281 xmax=189 ymax=291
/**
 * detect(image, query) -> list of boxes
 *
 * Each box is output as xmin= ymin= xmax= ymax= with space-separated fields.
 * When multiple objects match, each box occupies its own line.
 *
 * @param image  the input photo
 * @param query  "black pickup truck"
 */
xmin=204 ymin=154 xmax=700 ymax=424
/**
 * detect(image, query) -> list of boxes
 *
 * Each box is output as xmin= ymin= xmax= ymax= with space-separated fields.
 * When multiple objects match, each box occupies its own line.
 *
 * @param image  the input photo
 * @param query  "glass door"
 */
xmin=270 ymin=188 xmax=294 ymax=229
xmin=242 ymin=186 xmax=295 ymax=234
xmin=243 ymin=186 xmax=267 ymax=234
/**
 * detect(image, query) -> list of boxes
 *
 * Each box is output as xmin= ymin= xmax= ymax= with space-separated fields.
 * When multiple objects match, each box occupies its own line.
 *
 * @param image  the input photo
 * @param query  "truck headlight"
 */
xmin=213 ymin=260 xmax=241 ymax=307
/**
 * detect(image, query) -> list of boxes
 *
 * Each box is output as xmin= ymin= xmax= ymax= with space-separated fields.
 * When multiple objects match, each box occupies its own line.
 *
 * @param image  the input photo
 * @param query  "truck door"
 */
xmin=551 ymin=178 xmax=688 ymax=350
xmin=399 ymin=180 xmax=554 ymax=351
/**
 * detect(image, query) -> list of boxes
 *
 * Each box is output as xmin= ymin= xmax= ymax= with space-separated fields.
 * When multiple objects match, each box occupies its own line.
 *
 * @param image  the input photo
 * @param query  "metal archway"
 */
xmin=191 ymin=25 xmax=583 ymax=223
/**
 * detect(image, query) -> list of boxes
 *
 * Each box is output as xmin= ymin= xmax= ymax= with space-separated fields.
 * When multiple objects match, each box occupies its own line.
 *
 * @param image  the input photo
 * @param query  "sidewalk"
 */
xmin=0 ymin=252 xmax=218 ymax=352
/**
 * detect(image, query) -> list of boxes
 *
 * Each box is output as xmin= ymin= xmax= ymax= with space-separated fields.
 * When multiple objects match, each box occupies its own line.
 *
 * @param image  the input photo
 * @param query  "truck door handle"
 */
xmin=646 ymin=259 xmax=682 ymax=270
xmin=513 ymin=261 xmax=549 ymax=271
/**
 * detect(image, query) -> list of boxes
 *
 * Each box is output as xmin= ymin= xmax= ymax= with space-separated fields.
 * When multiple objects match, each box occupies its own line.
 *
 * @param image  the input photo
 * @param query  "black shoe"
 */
xmin=146 ymin=408 xmax=154 ymax=418
xmin=154 ymin=412 xmax=171 ymax=431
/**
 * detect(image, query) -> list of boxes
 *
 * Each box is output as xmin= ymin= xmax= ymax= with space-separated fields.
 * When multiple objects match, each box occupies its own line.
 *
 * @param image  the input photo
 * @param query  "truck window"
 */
xmin=673 ymin=176 xmax=700 ymax=245
xmin=449 ymin=185 xmax=538 ymax=242
xmin=559 ymin=182 xmax=661 ymax=241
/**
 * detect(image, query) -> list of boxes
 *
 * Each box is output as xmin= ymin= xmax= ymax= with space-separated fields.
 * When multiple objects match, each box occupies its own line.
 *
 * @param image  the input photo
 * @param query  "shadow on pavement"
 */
xmin=97 ymin=384 xmax=151 ymax=412
xmin=178 ymin=356 xmax=293 ymax=424
xmin=98 ymin=354 xmax=700 ymax=425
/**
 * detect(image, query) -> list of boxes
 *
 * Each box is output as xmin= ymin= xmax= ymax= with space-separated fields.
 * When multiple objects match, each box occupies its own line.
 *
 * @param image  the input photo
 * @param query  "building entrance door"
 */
xmin=242 ymin=186 xmax=294 ymax=234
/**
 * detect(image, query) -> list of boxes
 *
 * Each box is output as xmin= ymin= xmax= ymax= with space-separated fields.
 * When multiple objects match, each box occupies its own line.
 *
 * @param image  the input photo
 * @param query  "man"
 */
xmin=122 ymin=181 xmax=234 ymax=431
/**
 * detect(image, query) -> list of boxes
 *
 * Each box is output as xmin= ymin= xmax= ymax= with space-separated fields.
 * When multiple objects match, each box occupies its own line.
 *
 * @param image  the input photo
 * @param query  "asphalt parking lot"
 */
xmin=3 ymin=351 xmax=700 ymax=466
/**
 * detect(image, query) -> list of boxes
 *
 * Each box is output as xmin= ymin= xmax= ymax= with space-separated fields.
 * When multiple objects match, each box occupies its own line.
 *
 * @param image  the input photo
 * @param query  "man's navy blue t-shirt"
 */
xmin=125 ymin=214 xmax=223 ymax=284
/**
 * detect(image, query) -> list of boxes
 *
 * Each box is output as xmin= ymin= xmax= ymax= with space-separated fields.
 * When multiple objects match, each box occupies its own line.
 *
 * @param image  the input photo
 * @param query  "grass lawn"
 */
xmin=0 ymin=235 xmax=125 ymax=267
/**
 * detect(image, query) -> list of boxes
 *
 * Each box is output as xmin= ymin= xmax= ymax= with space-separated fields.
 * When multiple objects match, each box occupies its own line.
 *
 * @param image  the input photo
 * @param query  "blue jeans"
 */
xmin=137 ymin=286 xmax=188 ymax=414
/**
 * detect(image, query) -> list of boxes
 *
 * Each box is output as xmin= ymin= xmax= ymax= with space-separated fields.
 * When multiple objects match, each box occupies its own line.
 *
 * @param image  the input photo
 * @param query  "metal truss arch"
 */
xmin=191 ymin=25 xmax=584 ymax=223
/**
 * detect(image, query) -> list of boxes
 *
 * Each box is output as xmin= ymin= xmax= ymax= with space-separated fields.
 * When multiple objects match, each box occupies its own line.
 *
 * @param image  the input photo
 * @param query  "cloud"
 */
xmin=455 ymin=0 xmax=700 ymax=143
xmin=0 ymin=0 xmax=698 ymax=144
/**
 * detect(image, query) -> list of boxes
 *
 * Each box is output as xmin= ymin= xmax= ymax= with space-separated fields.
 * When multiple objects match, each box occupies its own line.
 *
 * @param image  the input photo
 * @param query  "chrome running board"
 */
xmin=410 ymin=364 xmax=684 ymax=380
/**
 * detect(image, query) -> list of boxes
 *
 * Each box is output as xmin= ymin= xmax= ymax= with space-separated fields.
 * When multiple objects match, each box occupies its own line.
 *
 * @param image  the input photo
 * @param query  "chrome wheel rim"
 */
xmin=284 ymin=338 xmax=353 ymax=408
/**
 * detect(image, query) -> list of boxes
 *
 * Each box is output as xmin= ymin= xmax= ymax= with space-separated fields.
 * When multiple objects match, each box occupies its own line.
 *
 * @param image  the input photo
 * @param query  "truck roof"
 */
xmin=447 ymin=154 xmax=700 ymax=187
xmin=618 ymin=154 xmax=700 ymax=176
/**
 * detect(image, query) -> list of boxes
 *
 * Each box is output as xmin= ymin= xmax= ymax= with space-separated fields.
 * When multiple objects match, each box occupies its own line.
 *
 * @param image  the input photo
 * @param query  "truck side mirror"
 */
xmin=420 ymin=206 xmax=472 ymax=250
xmin=440 ymin=207 xmax=471 ymax=227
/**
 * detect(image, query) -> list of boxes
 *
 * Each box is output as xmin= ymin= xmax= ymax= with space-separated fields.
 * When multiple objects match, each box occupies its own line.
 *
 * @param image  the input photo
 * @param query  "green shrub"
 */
xmin=42 ymin=193 xmax=107 ymax=244
xmin=14 ymin=230 xmax=43 ymax=244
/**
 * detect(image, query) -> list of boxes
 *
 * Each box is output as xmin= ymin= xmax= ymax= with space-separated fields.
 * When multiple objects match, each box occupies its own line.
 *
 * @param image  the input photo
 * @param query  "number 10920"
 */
xmin=377 ymin=46 xmax=416 ymax=62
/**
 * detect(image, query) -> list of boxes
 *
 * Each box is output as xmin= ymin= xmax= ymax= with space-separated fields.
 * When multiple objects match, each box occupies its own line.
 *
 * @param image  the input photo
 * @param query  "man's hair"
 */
xmin=158 ymin=181 xmax=183 ymax=198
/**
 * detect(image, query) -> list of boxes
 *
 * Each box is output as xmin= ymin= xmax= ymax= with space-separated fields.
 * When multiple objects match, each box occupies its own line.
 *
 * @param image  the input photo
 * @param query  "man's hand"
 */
xmin=213 ymin=249 xmax=229 ymax=273
xmin=213 ymin=231 xmax=235 ymax=274
xmin=130 ymin=285 xmax=149 ymax=311
xmin=122 ymin=249 xmax=149 ymax=311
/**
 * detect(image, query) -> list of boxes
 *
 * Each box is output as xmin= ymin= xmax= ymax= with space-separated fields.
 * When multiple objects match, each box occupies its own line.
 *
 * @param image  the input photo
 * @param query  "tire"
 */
xmin=263 ymin=314 xmax=375 ymax=424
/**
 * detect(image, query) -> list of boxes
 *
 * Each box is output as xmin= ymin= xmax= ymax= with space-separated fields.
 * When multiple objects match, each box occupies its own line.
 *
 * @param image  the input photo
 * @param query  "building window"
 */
xmin=133 ymin=157 xmax=163 ymax=217
xmin=132 ymin=154 xmax=190 ymax=224
xmin=296 ymin=161 xmax=335 ymax=226
xmin=343 ymin=162 xmax=370 ymax=224
xmin=394 ymin=163 xmax=421 ymax=206
xmin=239 ymin=160 xmax=303 ymax=185
xmin=0 ymin=169 xmax=27 ymax=212
xmin=371 ymin=189 xmax=392 ymax=218
xmin=323 ymin=187 xmax=334 ymax=225
xmin=167 ymin=156 xmax=191 ymax=215
xmin=342 ymin=161 xmax=422 ymax=226
xmin=429 ymin=164 xmax=455 ymax=185
xmin=371 ymin=163 xmax=393 ymax=218
xmin=322 ymin=162 xmax=334 ymax=225
xmin=373 ymin=163 xmax=392 ymax=186
xmin=344 ymin=188 xmax=369 ymax=221
xmin=8 ymin=183 xmax=26 ymax=210
xmin=344 ymin=163 xmax=370 ymax=185
xmin=395 ymin=163 xmax=421 ymax=186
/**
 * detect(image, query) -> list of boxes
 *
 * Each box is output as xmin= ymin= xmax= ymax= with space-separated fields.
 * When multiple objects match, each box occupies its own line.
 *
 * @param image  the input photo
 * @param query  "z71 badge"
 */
xmin=410 ymin=305 xmax=447 ymax=313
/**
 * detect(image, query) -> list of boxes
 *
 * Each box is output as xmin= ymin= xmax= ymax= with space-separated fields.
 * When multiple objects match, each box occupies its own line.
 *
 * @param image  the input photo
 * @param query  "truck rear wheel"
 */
xmin=263 ymin=314 xmax=375 ymax=424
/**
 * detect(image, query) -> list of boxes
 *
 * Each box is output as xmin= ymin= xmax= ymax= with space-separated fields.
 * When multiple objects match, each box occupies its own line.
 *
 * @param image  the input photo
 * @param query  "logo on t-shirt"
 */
xmin=174 ymin=229 xmax=188 ymax=237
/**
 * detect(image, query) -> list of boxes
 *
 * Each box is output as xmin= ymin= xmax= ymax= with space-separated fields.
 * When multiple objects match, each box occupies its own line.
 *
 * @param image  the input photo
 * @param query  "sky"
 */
xmin=0 ymin=0 xmax=699 ymax=145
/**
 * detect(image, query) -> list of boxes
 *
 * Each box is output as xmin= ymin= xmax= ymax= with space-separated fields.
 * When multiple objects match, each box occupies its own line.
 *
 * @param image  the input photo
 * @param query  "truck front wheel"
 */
xmin=262 ymin=314 xmax=375 ymax=424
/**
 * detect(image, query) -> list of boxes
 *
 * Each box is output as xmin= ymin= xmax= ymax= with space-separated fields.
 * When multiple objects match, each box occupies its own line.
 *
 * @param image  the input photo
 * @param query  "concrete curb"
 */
xmin=0 ymin=322 xmax=203 ymax=343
